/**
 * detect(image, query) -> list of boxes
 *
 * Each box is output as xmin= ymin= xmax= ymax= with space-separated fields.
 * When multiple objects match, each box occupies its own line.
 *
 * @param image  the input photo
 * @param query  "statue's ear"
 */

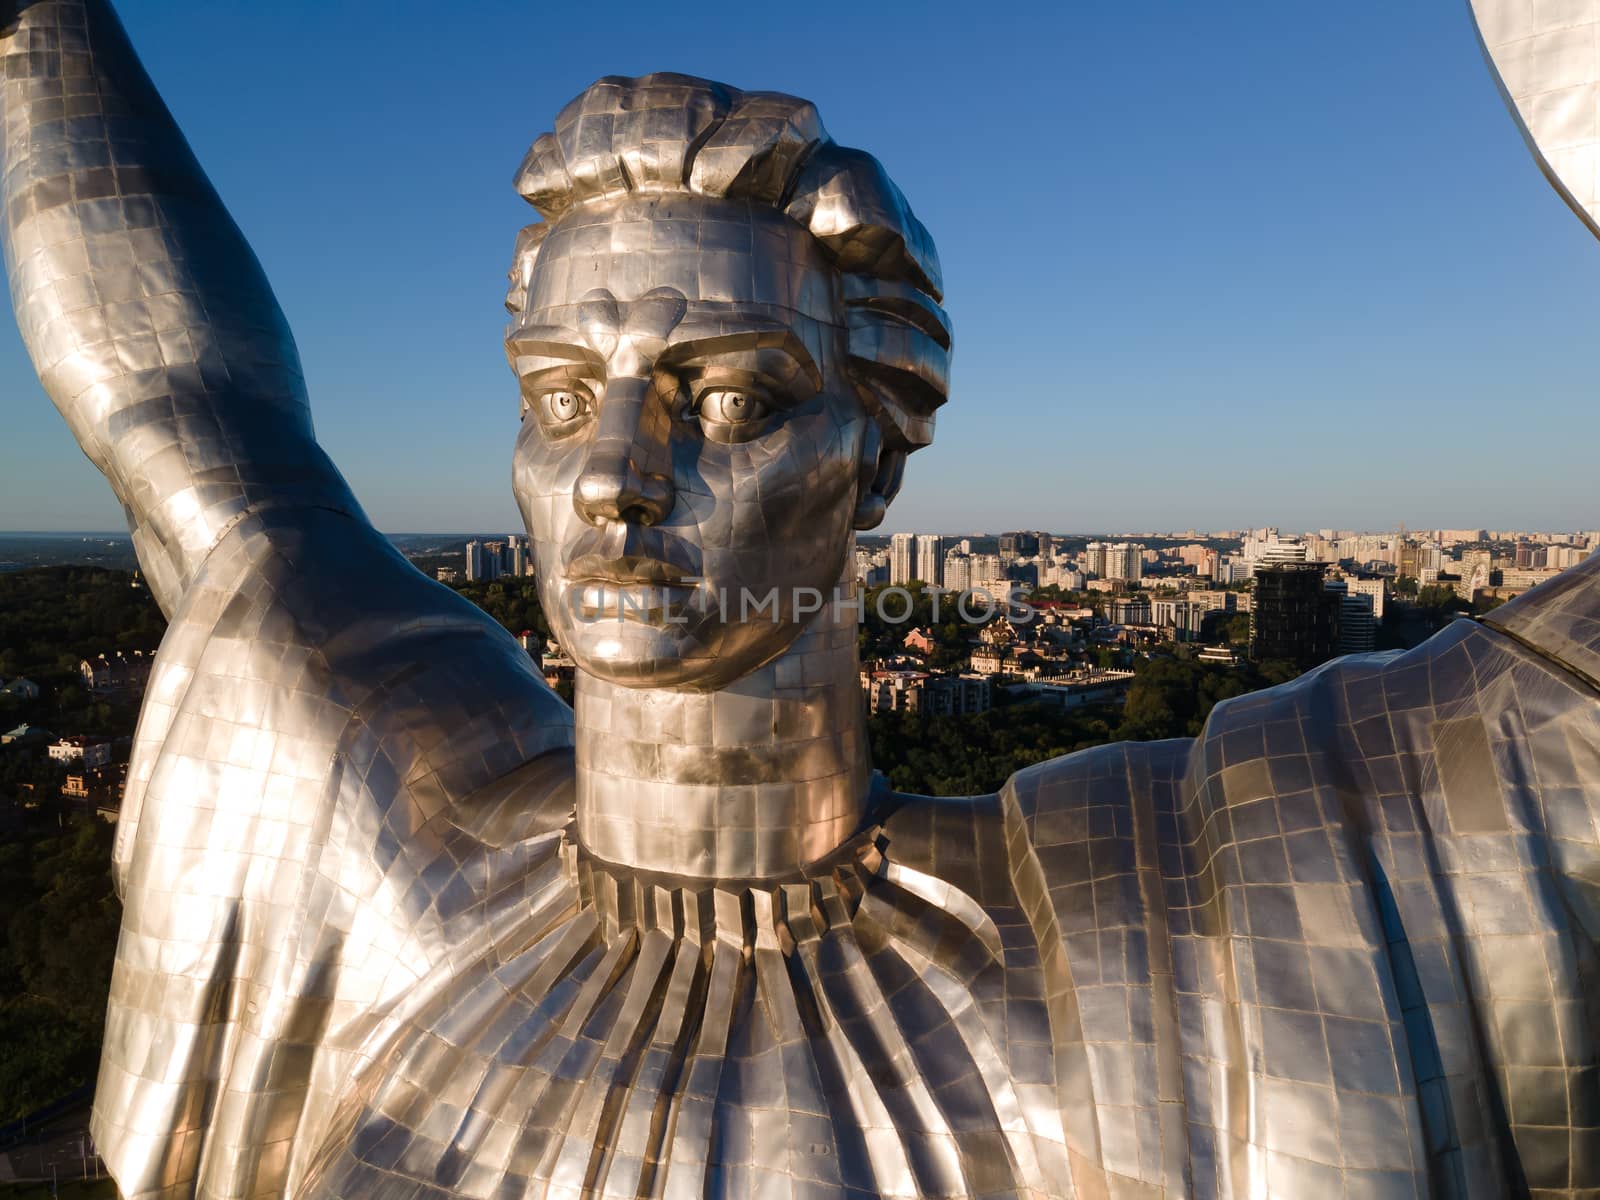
xmin=852 ymin=418 xmax=905 ymax=531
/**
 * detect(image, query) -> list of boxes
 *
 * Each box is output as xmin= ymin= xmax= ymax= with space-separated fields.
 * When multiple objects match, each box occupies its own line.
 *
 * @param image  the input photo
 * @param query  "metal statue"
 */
xmin=0 ymin=0 xmax=1597 ymax=1195
xmin=1471 ymin=0 xmax=1600 ymax=239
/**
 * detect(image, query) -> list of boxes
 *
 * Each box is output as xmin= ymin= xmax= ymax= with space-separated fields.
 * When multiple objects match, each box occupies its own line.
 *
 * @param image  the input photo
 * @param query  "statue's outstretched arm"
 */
xmin=0 ymin=0 xmax=364 ymax=613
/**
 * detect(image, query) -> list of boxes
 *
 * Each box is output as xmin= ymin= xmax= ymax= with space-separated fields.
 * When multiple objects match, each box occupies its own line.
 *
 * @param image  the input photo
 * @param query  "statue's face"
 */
xmin=510 ymin=194 xmax=872 ymax=690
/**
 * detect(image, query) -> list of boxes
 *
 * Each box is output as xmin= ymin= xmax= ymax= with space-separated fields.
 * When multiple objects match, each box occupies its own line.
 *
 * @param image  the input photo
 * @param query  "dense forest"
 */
xmin=0 ymin=567 xmax=165 ymax=677
xmin=0 ymin=813 xmax=119 ymax=1120
xmin=451 ymin=577 xmax=554 ymax=646
xmin=868 ymin=701 xmax=1121 ymax=795
xmin=0 ymin=567 xmax=165 ymax=745
xmin=0 ymin=568 xmax=159 ymax=1122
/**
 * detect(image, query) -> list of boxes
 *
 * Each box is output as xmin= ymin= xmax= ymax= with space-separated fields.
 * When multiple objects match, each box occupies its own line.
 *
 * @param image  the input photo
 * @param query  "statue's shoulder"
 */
xmin=1481 ymin=552 xmax=1600 ymax=684
xmin=119 ymin=505 xmax=573 ymax=882
xmin=1002 ymin=736 xmax=1193 ymax=836
xmin=877 ymin=658 xmax=1364 ymax=911
xmin=155 ymin=506 xmax=570 ymax=767
xmin=879 ymin=737 xmax=1194 ymax=908
xmin=876 ymin=634 xmax=1483 ymax=914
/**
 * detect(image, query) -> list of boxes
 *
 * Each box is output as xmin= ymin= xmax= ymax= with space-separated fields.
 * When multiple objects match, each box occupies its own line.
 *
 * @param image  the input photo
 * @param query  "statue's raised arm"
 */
xmin=0 ymin=0 xmax=361 ymax=612
xmin=0 ymin=9 xmax=582 ymax=1194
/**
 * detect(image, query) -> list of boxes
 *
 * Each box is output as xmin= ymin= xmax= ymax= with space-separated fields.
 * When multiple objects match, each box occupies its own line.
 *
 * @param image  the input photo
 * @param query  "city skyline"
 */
xmin=7 ymin=521 xmax=1600 ymax=539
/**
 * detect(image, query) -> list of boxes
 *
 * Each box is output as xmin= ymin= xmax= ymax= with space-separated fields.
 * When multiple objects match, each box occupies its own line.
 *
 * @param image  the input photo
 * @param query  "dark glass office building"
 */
xmin=1250 ymin=562 xmax=1342 ymax=669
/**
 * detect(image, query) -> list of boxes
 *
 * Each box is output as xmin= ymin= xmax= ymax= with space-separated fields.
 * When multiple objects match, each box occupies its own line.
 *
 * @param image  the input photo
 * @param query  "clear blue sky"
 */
xmin=0 ymin=0 xmax=1595 ymax=535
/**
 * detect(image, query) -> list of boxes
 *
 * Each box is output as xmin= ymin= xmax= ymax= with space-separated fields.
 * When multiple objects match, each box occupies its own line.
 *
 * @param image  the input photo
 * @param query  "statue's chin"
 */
xmin=561 ymin=618 xmax=802 ymax=693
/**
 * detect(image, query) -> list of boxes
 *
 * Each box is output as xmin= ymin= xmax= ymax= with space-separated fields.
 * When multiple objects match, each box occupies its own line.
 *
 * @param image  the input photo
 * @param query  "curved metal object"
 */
xmin=0 ymin=1 xmax=1597 ymax=1196
xmin=1470 ymin=0 xmax=1600 ymax=239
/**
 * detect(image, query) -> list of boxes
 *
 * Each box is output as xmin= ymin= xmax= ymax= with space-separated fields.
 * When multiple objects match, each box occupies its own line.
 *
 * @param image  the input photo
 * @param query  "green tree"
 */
xmin=0 ymin=813 xmax=120 ymax=1120
xmin=867 ymin=702 xmax=1120 ymax=795
xmin=1113 ymin=657 xmax=1262 ymax=741
xmin=1215 ymin=613 xmax=1252 ymax=647
xmin=452 ymin=578 xmax=552 ymax=645
xmin=858 ymin=583 xmax=979 ymax=666
xmin=1417 ymin=583 xmax=1469 ymax=619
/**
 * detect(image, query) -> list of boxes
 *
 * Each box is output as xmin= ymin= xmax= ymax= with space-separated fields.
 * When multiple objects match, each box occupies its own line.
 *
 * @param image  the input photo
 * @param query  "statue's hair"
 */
xmin=506 ymin=73 xmax=950 ymax=453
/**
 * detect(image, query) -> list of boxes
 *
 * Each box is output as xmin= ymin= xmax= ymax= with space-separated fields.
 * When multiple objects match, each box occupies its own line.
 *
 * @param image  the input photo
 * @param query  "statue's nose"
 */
xmin=573 ymin=378 xmax=674 ymax=527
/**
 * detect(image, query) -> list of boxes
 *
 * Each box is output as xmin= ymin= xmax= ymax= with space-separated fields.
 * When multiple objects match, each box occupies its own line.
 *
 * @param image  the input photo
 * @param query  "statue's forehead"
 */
xmin=528 ymin=195 xmax=838 ymax=323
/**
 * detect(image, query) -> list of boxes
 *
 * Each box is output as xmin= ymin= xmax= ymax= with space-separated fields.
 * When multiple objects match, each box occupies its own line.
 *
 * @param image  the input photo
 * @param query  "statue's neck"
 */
xmin=572 ymin=580 xmax=870 ymax=880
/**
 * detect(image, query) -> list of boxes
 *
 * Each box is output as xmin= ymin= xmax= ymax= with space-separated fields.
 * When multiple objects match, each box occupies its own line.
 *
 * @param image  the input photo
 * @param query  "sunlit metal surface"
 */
xmin=1470 ymin=0 xmax=1600 ymax=238
xmin=0 ymin=0 xmax=1597 ymax=1195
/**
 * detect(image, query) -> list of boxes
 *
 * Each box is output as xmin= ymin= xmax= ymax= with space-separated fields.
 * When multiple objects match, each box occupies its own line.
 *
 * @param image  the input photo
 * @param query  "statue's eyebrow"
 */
xmin=508 ymin=310 xmax=823 ymax=390
xmin=658 ymin=318 xmax=820 ymax=389
xmin=505 ymin=322 xmax=600 ymax=363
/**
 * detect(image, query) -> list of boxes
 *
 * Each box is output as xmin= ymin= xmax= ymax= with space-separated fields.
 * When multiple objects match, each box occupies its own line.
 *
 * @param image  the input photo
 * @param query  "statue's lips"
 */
xmin=563 ymin=554 xmax=691 ymax=587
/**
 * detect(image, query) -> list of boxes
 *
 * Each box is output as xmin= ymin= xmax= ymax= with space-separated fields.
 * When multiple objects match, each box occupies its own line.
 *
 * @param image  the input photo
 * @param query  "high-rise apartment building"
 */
xmin=915 ymin=534 xmax=945 ymax=586
xmin=942 ymin=553 xmax=972 ymax=593
xmin=1395 ymin=539 xmax=1441 ymax=581
xmin=1514 ymin=541 xmax=1549 ymax=570
xmin=1213 ymin=555 xmax=1248 ymax=584
xmin=998 ymin=532 xmax=1040 ymax=560
xmin=1549 ymin=544 xmax=1585 ymax=570
xmin=1082 ymin=542 xmax=1108 ymax=578
xmin=1342 ymin=577 xmax=1387 ymax=621
xmin=1325 ymin=579 xmax=1377 ymax=654
xmin=1303 ymin=537 xmax=1339 ymax=563
xmin=1152 ymin=599 xmax=1208 ymax=640
xmin=480 ymin=540 xmax=507 ymax=581
xmin=856 ymin=547 xmax=889 ymax=588
xmin=969 ymin=553 xmax=1003 ymax=583
xmin=1104 ymin=542 xmax=1144 ymax=583
xmin=889 ymin=533 xmax=916 ymax=585
xmin=465 ymin=539 xmax=485 ymax=582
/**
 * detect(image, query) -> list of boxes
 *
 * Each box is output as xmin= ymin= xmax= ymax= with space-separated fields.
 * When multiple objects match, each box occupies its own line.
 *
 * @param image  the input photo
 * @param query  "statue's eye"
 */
xmin=534 ymin=388 xmax=592 ymax=433
xmin=695 ymin=388 xmax=772 ymax=441
xmin=546 ymin=391 xmax=582 ymax=421
xmin=703 ymin=390 xmax=762 ymax=421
